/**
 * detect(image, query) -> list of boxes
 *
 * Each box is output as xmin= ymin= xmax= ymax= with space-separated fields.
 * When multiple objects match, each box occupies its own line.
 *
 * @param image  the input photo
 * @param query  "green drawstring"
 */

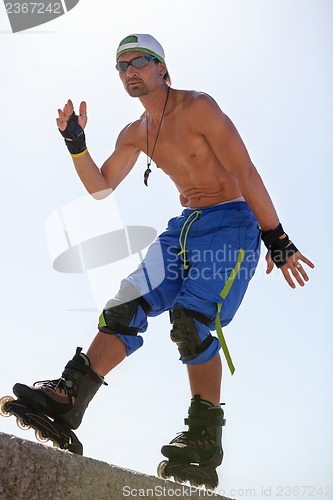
xmin=215 ymin=248 xmax=246 ymax=375
xmin=178 ymin=210 xmax=201 ymax=269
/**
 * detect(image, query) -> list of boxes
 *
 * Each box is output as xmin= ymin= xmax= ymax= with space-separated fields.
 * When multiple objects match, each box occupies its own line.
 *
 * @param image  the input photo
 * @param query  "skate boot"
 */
xmin=0 ymin=347 xmax=106 ymax=454
xmin=157 ymin=394 xmax=225 ymax=490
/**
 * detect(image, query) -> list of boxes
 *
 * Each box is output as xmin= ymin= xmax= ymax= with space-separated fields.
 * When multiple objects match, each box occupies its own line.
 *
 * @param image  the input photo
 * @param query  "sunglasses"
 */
xmin=116 ymin=55 xmax=157 ymax=73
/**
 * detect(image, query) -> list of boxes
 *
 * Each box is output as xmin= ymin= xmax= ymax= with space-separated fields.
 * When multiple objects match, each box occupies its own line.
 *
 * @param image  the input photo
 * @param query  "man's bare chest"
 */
xmin=137 ymin=120 xmax=210 ymax=174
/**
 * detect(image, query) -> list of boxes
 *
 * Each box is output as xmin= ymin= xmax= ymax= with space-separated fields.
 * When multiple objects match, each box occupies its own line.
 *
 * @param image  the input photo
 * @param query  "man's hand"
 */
xmin=57 ymin=99 xmax=88 ymax=157
xmin=56 ymin=99 xmax=87 ymax=132
xmin=266 ymin=250 xmax=314 ymax=288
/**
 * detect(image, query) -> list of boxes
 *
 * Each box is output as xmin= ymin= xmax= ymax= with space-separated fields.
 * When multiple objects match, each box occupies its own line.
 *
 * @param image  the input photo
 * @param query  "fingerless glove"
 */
xmin=59 ymin=113 xmax=87 ymax=157
xmin=261 ymin=223 xmax=298 ymax=268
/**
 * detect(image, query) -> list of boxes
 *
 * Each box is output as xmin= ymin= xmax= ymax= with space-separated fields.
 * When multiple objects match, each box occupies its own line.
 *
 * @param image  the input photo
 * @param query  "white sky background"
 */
xmin=0 ymin=0 xmax=332 ymax=498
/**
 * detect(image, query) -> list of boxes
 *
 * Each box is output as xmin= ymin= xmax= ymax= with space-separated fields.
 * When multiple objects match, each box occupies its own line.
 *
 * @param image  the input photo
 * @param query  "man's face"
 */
xmin=117 ymin=51 xmax=162 ymax=97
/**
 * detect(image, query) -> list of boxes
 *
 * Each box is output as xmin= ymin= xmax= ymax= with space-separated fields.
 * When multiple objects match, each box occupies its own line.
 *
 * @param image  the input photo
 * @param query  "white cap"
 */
xmin=116 ymin=33 xmax=165 ymax=62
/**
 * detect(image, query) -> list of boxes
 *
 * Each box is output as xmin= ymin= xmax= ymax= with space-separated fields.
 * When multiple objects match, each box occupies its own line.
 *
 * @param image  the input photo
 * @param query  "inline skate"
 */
xmin=0 ymin=347 xmax=106 ymax=454
xmin=157 ymin=395 xmax=225 ymax=490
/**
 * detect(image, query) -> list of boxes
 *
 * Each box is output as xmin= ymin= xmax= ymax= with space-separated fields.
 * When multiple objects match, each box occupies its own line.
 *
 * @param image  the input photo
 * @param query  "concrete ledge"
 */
xmin=0 ymin=432 xmax=233 ymax=499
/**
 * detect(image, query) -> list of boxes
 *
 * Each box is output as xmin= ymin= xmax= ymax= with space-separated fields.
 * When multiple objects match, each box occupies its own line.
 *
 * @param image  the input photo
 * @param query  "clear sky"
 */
xmin=0 ymin=1 xmax=332 ymax=498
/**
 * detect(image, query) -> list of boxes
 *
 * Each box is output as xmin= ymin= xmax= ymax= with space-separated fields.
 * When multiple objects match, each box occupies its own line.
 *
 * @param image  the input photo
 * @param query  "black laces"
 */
xmin=33 ymin=378 xmax=67 ymax=394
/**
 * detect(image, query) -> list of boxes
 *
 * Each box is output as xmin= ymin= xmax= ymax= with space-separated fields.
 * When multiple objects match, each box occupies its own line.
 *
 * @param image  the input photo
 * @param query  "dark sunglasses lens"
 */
xmin=116 ymin=61 xmax=128 ymax=72
xmin=131 ymin=57 xmax=150 ymax=68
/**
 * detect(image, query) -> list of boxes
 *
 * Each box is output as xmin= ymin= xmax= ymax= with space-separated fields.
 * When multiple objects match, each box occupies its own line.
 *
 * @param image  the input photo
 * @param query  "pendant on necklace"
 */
xmin=144 ymin=166 xmax=152 ymax=187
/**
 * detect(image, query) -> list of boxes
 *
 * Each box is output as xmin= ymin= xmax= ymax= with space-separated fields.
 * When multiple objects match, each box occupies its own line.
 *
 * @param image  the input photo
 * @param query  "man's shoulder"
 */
xmin=117 ymin=116 xmax=144 ymax=143
xmin=175 ymin=89 xmax=221 ymax=111
xmin=171 ymin=89 xmax=231 ymax=136
xmin=174 ymin=88 xmax=211 ymax=100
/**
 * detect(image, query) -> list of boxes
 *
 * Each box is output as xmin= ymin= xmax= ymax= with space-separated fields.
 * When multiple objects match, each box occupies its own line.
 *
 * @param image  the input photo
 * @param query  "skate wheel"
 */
xmin=35 ymin=429 xmax=49 ymax=443
xmin=0 ymin=396 xmax=14 ymax=417
xmin=157 ymin=461 xmax=169 ymax=479
xmin=189 ymin=479 xmax=202 ymax=488
xmin=16 ymin=416 xmax=31 ymax=430
xmin=206 ymin=484 xmax=217 ymax=491
xmin=174 ymin=474 xmax=186 ymax=484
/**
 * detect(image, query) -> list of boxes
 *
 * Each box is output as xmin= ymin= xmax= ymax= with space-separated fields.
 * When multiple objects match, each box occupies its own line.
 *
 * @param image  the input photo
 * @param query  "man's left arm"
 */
xmin=195 ymin=94 xmax=314 ymax=288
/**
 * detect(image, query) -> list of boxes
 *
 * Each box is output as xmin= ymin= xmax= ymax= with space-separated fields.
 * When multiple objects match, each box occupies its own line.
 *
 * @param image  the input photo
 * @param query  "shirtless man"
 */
xmin=13 ymin=34 xmax=314 ymax=487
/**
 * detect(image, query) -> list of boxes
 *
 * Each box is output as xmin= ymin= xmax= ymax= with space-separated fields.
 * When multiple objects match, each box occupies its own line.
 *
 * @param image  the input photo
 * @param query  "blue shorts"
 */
xmin=108 ymin=201 xmax=261 ymax=365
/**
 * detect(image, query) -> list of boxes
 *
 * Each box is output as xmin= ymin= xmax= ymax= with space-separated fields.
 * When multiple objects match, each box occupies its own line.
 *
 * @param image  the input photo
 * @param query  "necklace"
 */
xmin=144 ymin=86 xmax=170 ymax=186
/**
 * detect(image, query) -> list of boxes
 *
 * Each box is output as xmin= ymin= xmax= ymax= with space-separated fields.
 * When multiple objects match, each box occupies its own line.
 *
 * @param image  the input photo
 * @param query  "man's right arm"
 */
xmin=71 ymin=134 xmax=140 ymax=199
xmin=57 ymin=99 xmax=140 ymax=199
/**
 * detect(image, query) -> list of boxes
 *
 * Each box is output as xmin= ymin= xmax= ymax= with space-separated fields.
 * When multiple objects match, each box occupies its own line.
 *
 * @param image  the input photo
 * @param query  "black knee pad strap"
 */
xmin=98 ymin=286 xmax=151 ymax=336
xmin=170 ymin=307 xmax=214 ymax=362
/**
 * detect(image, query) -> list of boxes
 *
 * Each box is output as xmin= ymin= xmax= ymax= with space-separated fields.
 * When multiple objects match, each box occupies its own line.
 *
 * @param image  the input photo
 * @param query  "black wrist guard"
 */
xmin=261 ymin=223 xmax=298 ymax=268
xmin=59 ymin=113 xmax=87 ymax=156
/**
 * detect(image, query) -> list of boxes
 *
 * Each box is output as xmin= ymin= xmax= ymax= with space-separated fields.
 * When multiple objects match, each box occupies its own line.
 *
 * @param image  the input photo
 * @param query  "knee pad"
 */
xmin=98 ymin=285 xmax=151 ymax=336
xmin=170 ymin=306 xmax=214 ymax=362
